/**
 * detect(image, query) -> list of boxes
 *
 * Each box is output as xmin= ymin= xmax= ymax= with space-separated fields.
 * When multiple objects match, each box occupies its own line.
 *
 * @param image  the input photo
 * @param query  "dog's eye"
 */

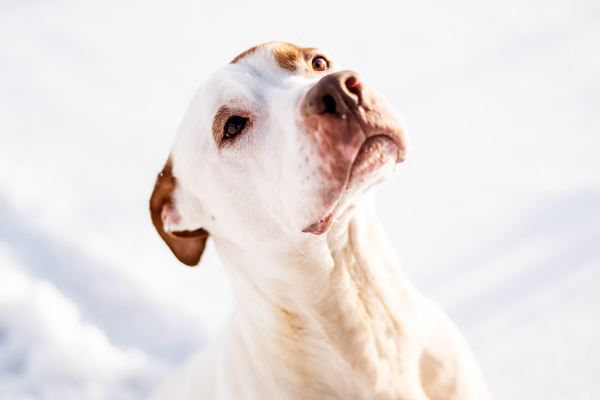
xmin=224 ymin=116 xmax=246 ymax=139
xmin=312 ymin=56 xmax=329 ymax=72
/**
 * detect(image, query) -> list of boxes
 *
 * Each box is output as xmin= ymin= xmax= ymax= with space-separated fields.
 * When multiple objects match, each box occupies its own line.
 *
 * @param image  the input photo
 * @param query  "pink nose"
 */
xmin=303 ymin=71 xmax=363 ymax=117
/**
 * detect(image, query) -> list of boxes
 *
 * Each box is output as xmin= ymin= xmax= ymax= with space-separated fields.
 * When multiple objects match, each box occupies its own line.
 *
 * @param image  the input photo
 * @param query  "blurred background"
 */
xmin=1 ymin=0 xmax=599 ymax=399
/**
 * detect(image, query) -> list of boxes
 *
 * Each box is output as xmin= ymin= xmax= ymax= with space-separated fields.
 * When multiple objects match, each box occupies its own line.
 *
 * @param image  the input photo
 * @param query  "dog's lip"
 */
xmin=381 ymin=131 xmax=408 ymax=164
xmin=348 ymin=134 xmax=398 ymax=176
xmin=301 ymin=213 xmax=334 ymax=235
xmin=353 ymin=110 xmax=408 ymax=164
xmin=302 ymin=135 xmax=398 ymax=236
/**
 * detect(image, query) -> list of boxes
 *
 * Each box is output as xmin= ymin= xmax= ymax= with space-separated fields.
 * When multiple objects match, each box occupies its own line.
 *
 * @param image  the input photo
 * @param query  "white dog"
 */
xmin=149 ymin=42 xmax=491 ymax=400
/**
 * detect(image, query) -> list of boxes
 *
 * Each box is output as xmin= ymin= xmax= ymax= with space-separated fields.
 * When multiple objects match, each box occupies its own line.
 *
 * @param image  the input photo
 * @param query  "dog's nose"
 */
xmin=304 ymin=71 xmax=363 ymax=117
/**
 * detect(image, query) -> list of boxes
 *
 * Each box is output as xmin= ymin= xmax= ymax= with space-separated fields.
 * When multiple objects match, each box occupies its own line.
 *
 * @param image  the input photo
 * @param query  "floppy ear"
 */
xmin=149 ymin=157 xmax=209 ymax=266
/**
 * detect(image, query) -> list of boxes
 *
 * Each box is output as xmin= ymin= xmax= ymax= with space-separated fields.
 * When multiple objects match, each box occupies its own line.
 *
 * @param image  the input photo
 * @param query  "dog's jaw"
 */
xmin=301 ymin=136 xmax=398 ymax=236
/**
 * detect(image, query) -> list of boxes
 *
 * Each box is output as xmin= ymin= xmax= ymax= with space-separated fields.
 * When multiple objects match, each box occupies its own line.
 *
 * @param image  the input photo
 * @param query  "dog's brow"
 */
xmin=272 ymin=43 xmax=315 ymax=72
xmin=230 ymin=41 xmax=318 ymax=72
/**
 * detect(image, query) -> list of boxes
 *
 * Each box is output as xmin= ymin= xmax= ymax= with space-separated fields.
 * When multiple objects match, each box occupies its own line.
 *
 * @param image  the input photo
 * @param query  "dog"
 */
xmin=149 ymin=42 xmax=491 ymax=400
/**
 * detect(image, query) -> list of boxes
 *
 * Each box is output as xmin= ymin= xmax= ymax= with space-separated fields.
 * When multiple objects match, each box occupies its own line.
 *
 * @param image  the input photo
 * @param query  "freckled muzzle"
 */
xmin=301 ymin=70 xmax=408 ymax=166
xmin=299 ymin=70 xmax=409 ymax=235
xmin=302 ymin=71 xmax=366 ymax=169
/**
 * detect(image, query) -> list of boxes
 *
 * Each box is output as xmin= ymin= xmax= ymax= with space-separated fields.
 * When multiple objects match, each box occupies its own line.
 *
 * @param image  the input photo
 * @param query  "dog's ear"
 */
xmin=149 ymin=158 xmax=209 ymax=266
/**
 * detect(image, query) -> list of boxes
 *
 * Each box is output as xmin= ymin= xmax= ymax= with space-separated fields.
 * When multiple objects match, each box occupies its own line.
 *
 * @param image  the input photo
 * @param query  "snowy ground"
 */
xmin=0 ymin=0 xmax=599 ymax=399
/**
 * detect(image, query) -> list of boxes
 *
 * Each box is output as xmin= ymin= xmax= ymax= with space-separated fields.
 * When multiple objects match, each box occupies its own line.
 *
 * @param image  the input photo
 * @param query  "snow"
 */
xmin=0 ymin=0 xmax=599 ymax=399
xmin=0 ymin=244 xmax=166 ymax=400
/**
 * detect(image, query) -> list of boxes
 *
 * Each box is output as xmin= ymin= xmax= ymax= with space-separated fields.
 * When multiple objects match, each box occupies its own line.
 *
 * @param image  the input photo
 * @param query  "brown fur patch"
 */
xmin=230 ymin=41 xmax=319 ymax=73
xmin=272 ymin=42 xmax=304 ymax=71
xmin=280 ymin=308 xmax=303 ymax=334
xmin=212 ymin=105 xmax=230 ymax=145
xmin=273 ymin=42 xmax=319 ymax=72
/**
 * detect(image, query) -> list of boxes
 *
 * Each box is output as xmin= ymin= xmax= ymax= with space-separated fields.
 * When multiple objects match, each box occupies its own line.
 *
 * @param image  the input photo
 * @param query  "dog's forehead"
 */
xmin=197 ymin=42 xmax=327 ymax=109
xmin=230 ymin=41 xmax=321 ymax=75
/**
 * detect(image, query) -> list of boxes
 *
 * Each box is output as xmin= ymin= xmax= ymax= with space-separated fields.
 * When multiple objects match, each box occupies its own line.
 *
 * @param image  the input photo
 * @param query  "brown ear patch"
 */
xmin=149 ymin=157 xmax=209 ymax=266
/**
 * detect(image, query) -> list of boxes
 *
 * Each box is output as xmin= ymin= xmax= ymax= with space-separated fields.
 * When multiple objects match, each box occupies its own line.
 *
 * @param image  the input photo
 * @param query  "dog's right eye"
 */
xmin=224 ymin=116 xmax=247 ymax=139
xmin=312 ymin=56 xmax=329 ymax=72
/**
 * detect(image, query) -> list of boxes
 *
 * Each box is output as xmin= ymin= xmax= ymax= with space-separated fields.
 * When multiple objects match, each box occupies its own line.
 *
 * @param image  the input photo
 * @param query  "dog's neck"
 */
xmin=213 ymin=204 xmax=419 ymax=397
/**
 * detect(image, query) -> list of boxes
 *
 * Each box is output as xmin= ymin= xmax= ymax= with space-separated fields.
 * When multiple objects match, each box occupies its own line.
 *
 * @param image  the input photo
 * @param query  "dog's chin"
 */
xmin=302 ymin=136 xmax=398 ymax=235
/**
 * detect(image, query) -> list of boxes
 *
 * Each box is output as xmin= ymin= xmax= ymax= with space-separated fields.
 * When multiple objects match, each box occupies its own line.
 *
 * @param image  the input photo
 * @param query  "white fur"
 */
xmin=150 ymin=42 xmax=491 ymax=400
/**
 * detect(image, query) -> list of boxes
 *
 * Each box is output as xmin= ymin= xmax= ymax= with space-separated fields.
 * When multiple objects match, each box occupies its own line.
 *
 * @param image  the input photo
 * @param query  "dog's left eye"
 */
xmin=224 ymin=116 xmax=247 ymax=139
xmin=312 ymin=56 xmax=329 ymax=72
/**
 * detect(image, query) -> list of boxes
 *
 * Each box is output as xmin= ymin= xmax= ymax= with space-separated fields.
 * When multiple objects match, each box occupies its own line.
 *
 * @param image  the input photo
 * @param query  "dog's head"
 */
xmin=150 ymin=42 xmax=408 ymax=266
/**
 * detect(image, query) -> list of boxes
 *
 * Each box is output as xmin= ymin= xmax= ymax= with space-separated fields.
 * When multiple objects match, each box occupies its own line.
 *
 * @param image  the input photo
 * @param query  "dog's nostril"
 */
xmin=347 ymin=84 xmax=361 ymax=98
xmin=345 ymin=76 xmax=362 ymax=103
xmin=323 ymin=95 xmax=336 ymax=114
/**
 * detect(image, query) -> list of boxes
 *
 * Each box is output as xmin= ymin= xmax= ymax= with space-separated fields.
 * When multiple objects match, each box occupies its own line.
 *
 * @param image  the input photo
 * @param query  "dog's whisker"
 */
xmin=290 ymin=235 xmax=310 ymax=258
